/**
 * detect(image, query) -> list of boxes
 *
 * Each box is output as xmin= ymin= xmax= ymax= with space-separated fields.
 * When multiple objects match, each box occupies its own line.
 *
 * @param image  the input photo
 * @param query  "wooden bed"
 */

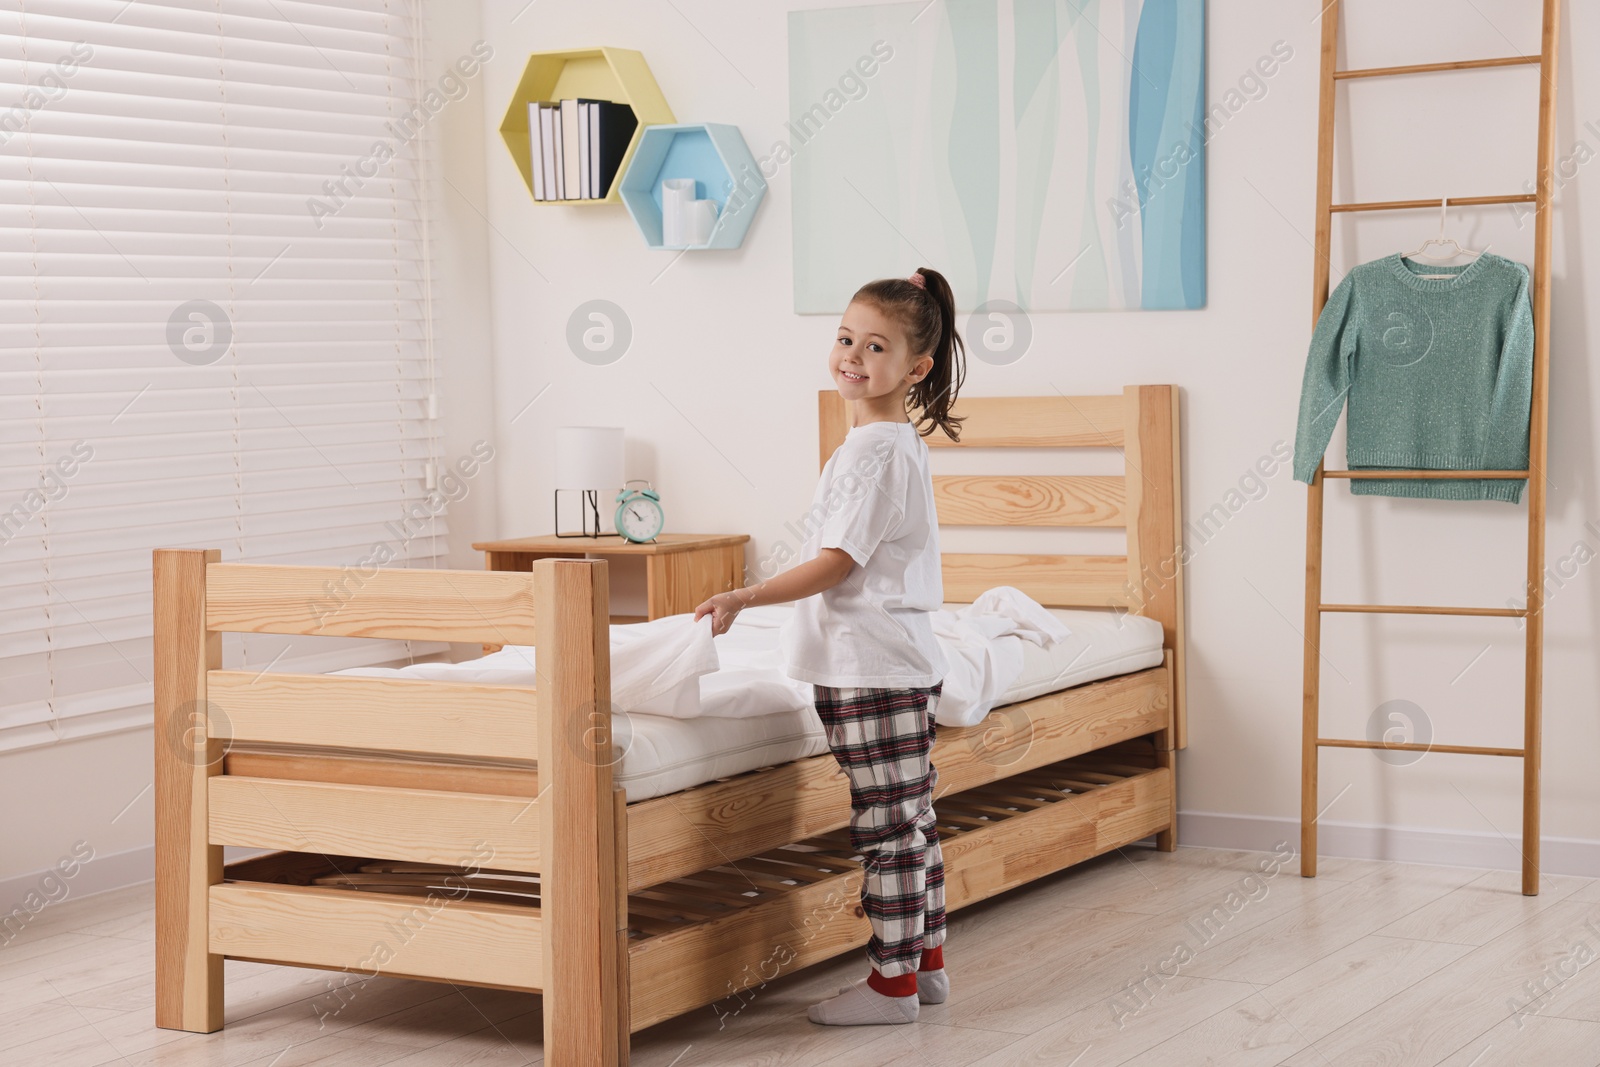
xmin=153 ymin=386 xmax=1186 ymax=1064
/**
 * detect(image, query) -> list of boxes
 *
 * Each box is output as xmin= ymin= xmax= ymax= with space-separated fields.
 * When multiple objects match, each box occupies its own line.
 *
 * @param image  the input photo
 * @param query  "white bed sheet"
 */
xmin=332 ymin=603 xmax=1164 ymax=803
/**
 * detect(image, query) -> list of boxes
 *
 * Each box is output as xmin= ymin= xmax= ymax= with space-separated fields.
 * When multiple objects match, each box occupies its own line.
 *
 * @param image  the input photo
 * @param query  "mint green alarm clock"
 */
xmin=615 ymin=479 xmax=664 ymax=543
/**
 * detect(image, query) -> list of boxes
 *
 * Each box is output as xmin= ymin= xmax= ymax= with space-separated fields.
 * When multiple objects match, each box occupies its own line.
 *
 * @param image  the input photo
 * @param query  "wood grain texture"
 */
xmin=534 ymin=558 xmax=623 ymax=1066
xmin=933 ymin=474 xmax=1126 ymax=527
xmin=206 ymin=562 xmax=540 ymax=644
xmin=613 ymin=787 xmax=630 ymax=1064
xmin=1330 ymin=193 xmax=1537 ymax=213
xmin=154 ymin=548 xmax=224 ymax=1033
xmin=1300 ymin=0 xmax=1339 ymax=882
xmin=922 ymin=394 xmax=1126 ymax=448
xmin=1522 ymin=0 xmax=1560 ymax=899
xmin=648 ymin=542 xmax=743 ymax=620
xmin=223 ymin=747 xmax=536 ymax=797
xmin=1122 ymin=385 xmax=1186 ymax=749
xmin=818 ymin=391 xmax=1125 ymax=454
xmin=942 ymin=553 xmax=1131 ymax=607
xmin=626 ymin=766 xmax=1171 ymax=1031
xmin=209 ymin=671 xmax=538 ymax=761
xmin=473 ymin=532 xmax=748 ymax=555
xmin=208 ymin=882 xmax=541 ymax=989
xmin=208 ymin=776 xmax=541 ymax=872
xmin=1333 ymin=54 xmax=1541 ymax=80
xmin=624 ymin=666 xmax=1169 ymax=890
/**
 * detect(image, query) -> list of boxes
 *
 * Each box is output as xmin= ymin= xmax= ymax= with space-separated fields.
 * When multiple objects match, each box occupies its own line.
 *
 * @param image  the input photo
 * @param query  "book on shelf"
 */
xmin=527 ymin=102 xmax=544 ymax=200
xmin=577 ymin=101 xmax=591 ymax=200
xmin=591 ymin=100 xmax=637 ymax=198
xmin=559 ymin=99 xmax=580 ymax=200
xmin=539 ymin=104 xmax=558 ymax=200
xmin=525 ymin=98 xmax=640 ymax=201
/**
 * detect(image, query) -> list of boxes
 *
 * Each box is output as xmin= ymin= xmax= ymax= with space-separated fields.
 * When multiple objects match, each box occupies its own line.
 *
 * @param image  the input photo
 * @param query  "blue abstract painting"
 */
xmin=788 ymin=0 xmax=1207 ymax=312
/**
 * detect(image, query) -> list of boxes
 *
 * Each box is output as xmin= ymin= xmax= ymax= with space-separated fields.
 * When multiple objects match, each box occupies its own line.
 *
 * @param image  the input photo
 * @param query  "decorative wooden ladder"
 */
xmin=1299 ymin=0 xmax=1560 ymax=895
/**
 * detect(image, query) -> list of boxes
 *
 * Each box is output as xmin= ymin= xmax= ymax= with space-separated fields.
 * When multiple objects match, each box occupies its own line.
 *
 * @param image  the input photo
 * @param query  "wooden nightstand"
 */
xmin=470 ymin=532 xmax=749 ymax=651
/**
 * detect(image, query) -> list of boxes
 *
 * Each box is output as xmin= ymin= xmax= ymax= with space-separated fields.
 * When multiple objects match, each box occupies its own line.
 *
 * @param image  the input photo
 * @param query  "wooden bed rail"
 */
xmin=154 ymin=549 xmax=628 ymax=1062
xmin=204 ymin=561 xmax=543 ymax=645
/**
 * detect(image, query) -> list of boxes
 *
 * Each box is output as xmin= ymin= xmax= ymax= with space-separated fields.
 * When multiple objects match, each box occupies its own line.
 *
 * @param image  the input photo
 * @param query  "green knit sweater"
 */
xmin=1292 ymin=252 xmax=1534 ymax=503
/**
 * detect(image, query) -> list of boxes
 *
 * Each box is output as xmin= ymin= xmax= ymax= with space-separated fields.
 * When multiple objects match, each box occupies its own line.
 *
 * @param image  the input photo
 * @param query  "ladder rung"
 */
xmin=1334 ymin=55 xmax=1542 ymax=81
xmin=1318 ymin=739 xmax=1524 ymax=758
xmin=1322 ymin=603 xmax=1526 ymax=618
xmin=1330 ymin=194 xmax=1538 ymax=214
xmin=1322 ymin=469 xmax=1529 ymax=479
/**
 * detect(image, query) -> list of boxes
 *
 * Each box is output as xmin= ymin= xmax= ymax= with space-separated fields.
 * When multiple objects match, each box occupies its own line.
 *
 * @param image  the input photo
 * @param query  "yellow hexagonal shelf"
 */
xmin=500 ymin=48 xmax=675 ymax=206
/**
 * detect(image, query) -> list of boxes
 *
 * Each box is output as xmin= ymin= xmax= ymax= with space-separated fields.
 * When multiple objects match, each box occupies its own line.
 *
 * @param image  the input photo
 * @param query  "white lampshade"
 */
xmin=555 ymin=426 xmax=624 ymax=490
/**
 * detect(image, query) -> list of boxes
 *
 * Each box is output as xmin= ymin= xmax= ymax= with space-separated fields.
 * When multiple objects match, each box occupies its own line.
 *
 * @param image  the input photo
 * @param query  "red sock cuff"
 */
xmin=867 ymin=968 xmax=918 ymax=997
xmin=918 ymin=945 xmax=944 ymax=971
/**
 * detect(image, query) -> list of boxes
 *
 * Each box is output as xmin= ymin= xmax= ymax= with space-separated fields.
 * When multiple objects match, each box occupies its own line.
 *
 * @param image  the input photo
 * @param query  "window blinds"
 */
xmin=0 ymin=0 xmax=447 ymax=753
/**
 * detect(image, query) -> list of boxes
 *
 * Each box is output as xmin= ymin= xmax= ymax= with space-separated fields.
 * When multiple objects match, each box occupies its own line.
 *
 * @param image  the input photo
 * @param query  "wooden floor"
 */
xmin=9 ymin=844 xmax=1600 ymax=1066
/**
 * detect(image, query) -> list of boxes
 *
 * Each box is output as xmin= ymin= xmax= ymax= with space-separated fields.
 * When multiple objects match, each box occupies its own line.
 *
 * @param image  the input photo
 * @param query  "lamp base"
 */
xmin=554 ymin=488 xmax=624 ymax=538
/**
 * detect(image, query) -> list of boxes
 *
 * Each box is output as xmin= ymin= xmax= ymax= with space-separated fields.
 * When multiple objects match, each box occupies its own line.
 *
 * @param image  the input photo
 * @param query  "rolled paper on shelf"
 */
xmin=660 ymin=178 xmax=696 ymax=246
xmin=686 ymin=198 xmax=719 ymax=246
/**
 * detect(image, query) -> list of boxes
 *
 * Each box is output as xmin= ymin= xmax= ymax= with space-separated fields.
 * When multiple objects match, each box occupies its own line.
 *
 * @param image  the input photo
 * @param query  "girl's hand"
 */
xmin=693 ymin=591 xmax=747 ymax=637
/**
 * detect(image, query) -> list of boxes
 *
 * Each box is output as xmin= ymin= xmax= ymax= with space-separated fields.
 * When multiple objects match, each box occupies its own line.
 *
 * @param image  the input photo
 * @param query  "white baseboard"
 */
xmin=0 ymin=843 xmax=152 ymax=929
xmin=0 ymin=844 xmax=275 ymax=926
xmin=1179 ymin=810 xmax=1600 ymax=879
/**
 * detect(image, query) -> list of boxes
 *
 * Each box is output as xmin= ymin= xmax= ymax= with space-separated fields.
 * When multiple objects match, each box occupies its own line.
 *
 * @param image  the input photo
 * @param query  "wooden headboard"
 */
xmin=818 ymin=386 xmax=1186 ymax=748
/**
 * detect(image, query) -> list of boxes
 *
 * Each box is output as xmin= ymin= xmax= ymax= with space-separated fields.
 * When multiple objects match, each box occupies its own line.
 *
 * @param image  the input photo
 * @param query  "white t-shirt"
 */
xmin=779 ymin=419 xmax=949 ymax=688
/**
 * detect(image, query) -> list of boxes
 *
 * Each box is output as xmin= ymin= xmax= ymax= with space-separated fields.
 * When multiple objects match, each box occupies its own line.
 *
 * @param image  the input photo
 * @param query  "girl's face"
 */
xmin=831 ymin=299 xmax=932 ymax=402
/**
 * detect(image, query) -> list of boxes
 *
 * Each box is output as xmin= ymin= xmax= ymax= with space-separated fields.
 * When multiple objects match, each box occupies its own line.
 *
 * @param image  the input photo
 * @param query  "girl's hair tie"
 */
xmin=907 ymin=271 xmax=926 ymax=290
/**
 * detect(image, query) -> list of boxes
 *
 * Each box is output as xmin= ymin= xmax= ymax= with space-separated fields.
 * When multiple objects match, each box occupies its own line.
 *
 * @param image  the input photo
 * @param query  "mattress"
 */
xmin=610 ymin=604 xmax=1163 ymax=802
xmin=344 ymin=604 xmax=1158 ymax=806
xmin=322 ymin=603 xmax=1165 ymax=804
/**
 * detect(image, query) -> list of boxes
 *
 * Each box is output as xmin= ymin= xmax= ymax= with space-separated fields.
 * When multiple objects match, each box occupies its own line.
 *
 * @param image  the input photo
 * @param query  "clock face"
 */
xmin=617 ymin=496 xmax=664 ymax=541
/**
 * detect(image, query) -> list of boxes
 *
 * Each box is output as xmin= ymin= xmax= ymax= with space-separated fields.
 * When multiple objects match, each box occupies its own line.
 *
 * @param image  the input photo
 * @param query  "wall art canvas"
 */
xmin=788 ymin=0 xmax=1207 ymax=313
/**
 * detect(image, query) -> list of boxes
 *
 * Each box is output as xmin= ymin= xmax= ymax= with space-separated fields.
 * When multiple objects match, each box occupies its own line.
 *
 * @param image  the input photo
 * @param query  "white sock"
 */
xmin=807 ymin=977 xmax=919 ymax=1026
xmin=918 ymin=966 xmax=949 ymax=1004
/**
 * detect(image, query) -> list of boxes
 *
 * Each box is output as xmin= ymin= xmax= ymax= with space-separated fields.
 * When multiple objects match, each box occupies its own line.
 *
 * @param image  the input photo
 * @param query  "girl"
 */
xmin=694 ymin=267 xmax=966 ymax=1026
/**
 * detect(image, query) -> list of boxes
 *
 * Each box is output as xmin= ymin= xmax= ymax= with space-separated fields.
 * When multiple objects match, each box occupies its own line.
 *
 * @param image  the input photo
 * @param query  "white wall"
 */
xmin=475 ymin=0 xmax=1599 ymax=871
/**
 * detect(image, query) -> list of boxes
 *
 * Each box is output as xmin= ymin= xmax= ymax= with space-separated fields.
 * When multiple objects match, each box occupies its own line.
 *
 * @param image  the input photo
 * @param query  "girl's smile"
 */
xmin=831 ymin=299 xmax=932 ymax=425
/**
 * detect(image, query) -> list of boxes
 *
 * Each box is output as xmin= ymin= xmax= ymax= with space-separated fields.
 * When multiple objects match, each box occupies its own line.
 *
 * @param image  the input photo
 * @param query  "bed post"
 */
xmin=1123 ymin=386 xmax=1185 ymax=851
xmin=534 ymin=557 xmax=625 ymax=1066
xmin=153 ymin=548 xmax=224 ymax=1032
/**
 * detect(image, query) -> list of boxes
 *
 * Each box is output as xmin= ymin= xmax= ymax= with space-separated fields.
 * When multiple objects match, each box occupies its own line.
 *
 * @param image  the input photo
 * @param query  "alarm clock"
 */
xmin=614 ymin=479 xmax=664 ymax=543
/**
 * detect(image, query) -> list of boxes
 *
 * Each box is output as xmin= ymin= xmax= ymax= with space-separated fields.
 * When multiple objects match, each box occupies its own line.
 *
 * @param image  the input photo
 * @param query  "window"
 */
xmin=1 ymin=0 xmax=448 ymax=752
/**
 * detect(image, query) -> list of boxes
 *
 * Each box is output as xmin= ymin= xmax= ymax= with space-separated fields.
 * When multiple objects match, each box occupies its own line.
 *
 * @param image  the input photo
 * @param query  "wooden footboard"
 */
xmin=153 ymin=549 xmax=627 ymax=1064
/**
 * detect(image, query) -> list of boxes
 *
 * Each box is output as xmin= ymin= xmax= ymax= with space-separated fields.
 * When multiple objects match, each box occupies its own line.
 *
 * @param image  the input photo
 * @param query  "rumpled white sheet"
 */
xmin=336 ymin=586 xmax=1069 ymax=728
xmin=928 ymin=586 xmax=1073 ymax=727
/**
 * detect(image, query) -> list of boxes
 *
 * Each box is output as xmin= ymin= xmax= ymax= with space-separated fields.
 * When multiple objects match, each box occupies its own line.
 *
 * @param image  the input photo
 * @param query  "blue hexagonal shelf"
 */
xmin=618 ymin=123 xmax=766 ymax=250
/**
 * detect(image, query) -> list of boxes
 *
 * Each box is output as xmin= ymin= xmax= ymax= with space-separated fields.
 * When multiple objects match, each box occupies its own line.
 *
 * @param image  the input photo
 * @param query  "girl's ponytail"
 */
xmin=851 ymin=266 xmax=967 ymax=442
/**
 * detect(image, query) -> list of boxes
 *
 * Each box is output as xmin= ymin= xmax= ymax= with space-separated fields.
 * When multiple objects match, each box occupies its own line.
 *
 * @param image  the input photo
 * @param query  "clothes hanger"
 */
xmin=1401 ymin=197 xmax=1484 ymax=279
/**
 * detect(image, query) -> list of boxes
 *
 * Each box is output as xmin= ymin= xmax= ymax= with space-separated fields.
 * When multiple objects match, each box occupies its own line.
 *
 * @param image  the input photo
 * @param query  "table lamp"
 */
xmin=554 ymin=426 xmax=624 ymax=538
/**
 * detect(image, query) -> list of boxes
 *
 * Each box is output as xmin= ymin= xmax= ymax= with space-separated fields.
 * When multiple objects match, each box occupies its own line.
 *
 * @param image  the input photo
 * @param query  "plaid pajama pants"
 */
xmin=811 ymin=680 xmax=946 ymax=978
